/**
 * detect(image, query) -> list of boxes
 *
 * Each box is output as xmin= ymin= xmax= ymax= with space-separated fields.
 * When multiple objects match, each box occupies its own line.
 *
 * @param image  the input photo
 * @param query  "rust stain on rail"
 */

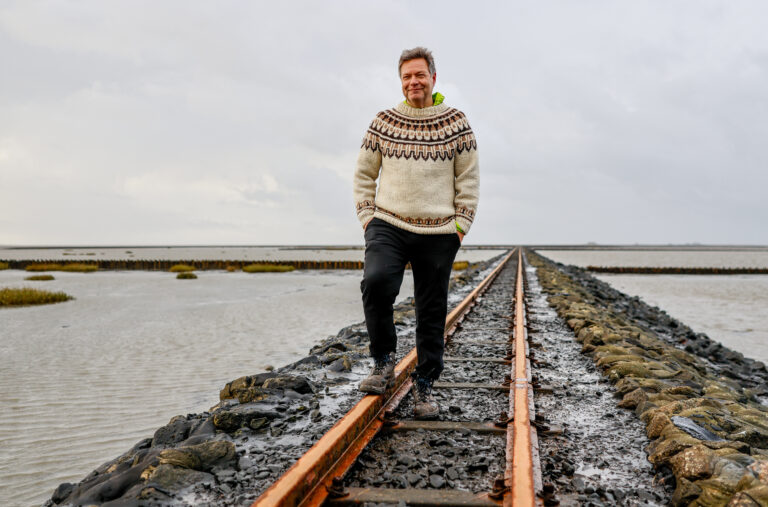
xmin=252 ymin=249 xmax=517 ymax=507
xmin=504 ymin=249 xmax=538 ymax=507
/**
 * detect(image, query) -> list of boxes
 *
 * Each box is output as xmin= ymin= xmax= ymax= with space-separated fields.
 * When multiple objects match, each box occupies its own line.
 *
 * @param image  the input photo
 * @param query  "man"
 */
xmin=352 ymin=47 xmax=479 ymax=419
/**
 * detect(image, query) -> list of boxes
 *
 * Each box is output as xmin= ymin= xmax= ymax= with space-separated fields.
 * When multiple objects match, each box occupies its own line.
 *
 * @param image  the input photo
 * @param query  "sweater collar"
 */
xmin=396 ymin=92 xmax=448 ymax=118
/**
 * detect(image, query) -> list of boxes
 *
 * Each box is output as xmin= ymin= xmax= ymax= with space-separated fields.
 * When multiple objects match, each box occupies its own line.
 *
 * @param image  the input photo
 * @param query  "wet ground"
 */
xmin=526 ymin=260 xmax=670 ymax=506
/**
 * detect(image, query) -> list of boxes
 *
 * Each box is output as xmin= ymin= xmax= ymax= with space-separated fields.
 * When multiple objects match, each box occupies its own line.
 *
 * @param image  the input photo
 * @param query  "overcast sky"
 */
xmin=1 ymin=1 xmax=766 ymax=246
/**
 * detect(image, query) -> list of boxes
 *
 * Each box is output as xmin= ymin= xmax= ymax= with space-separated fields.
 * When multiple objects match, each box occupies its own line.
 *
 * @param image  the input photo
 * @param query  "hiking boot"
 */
xmin=412 ymin=376 xmax=439 ymax=420
xmin=359 ymin=354 xmax=395 ymax=394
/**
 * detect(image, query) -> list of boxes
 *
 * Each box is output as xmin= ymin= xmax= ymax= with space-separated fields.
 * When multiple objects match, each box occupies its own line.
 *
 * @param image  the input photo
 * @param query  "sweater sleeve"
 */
xmin=352 ymin=119 xmax=382 ymax=228
xmin=454 ymin=130 xmax=479 ymax=235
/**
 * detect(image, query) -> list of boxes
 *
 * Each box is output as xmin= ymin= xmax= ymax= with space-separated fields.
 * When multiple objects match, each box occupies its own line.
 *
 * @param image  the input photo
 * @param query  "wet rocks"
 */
xmin=50 ymin=483 xmax=73 ymax=504
xmin=345 ymin=429 xmax=506 ymax=493
xmin=429 ymin=474 xmax=445 ymax=488
xmin=528 ymin=259 xmax=668 ymax=505
xmin=212 ymin=403 xmax=281 ymax=433
xmin=146 ymin=465 xmax=214 ymax=490
xmin=529 ymin=251 xmax=768 ymax=506
xmin=326 ymin=356 xmax=352 ymax=372
xmin=261 ymin=375 xmax=314 ymax=394
xmin=157 ymin=441 xmax=236 ymax=471
xmin=152 ymin=415 xmax=197 ymax=447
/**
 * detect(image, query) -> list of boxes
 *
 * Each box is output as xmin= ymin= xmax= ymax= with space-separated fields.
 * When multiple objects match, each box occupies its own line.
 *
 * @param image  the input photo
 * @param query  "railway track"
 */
xmin=253 ymin=248 xmax=544 ymax=506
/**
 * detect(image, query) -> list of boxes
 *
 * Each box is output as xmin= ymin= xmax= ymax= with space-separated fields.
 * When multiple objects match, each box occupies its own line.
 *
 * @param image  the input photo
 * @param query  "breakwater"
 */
xmin=587 ymin=266 xmax=768 ymax=275
xmin=1 ymin=259 xmax=365 ymax=271
xmin=531 ymin=252 xmax=768 ymax=505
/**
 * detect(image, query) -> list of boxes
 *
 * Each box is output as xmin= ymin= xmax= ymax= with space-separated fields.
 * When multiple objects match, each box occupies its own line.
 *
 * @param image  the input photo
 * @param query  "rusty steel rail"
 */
xmin=504 ymin=249 xmax=542 ymax=506
xmin=253 ymin=249 xmax=517 ymax=507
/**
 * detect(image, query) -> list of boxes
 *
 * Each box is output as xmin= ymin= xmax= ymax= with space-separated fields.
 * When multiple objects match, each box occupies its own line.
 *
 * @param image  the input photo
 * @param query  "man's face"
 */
xmin=400 ymin=58 xmax=436 ymax=107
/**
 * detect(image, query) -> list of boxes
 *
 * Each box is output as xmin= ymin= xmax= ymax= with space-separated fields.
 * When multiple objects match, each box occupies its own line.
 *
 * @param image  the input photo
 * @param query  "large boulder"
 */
xmin=158 ymin=440 xmax=236 ymax=472
xmin=212 ymin=403 xmax=280 ymax=433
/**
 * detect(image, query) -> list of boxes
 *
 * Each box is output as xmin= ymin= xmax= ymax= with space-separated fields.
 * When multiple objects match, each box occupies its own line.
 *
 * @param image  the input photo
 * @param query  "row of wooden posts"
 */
xmin=2 ymin=259 xmax=366 ymax=271
xmin=586 ymin=266 xmax=768 ymax=274
xmin=6 ymin=260 xmax=763 ymax=274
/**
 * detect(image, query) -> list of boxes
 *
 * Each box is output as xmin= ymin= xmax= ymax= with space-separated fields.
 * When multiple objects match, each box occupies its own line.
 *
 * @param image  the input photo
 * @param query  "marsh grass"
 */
xmin=243 ymin=263 xmax=295 ymax=273
xmin=26 ymin=263 xmax=98 ymax=273
xmin=452 ymin=261 xmax=469 ymax=270
xmin=176 ymin=272 xmax=198 ymax=279
xmin=25 ymin=275 xmax=55 ymax=281
xmin=0 ymin=287 xmax=72 ymax=306
xmin=0 ymin=261 xmax=8 ymax=270
xmin=226 ymin=265 xmax=238 ymax=272
xmin=169 ymin=264 xmax=196 ymax=273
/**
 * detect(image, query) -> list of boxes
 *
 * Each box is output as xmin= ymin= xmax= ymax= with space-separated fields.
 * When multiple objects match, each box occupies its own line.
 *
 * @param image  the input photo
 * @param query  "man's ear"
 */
xmin=432 ymin=73 xmax=437 ymax=85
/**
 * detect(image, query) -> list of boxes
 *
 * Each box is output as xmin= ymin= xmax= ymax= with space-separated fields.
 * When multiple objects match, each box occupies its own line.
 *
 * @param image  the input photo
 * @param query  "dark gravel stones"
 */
xmin=429 ymin=474 xmax=445 ymax=488
xmin=345 ymin=430 xmax=506 ymax=493
xmin=526 ymin=256 xmax=669 ymax=506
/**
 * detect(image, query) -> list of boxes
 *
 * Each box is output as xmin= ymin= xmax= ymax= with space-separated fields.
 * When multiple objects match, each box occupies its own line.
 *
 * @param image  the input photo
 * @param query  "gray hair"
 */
xmin=398 ymin=47 xmax=436 ymax=76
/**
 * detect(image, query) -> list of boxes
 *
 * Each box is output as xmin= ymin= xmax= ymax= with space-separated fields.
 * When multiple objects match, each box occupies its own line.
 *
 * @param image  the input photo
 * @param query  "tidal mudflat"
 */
xmin=594 ymin=274 xmax=768 ymax=365
xmin=0 ymin=268 xmax=414 ymax=507
xmin=537 ymin=249 xmax=768 ymax=269
xmin=535 ymin=248 xmax=768 ymax=366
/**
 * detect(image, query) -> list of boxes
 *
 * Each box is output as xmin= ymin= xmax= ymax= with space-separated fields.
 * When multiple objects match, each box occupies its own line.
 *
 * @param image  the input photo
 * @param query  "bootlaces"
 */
xmin=415 ymin=377 xmax=433 ymax=397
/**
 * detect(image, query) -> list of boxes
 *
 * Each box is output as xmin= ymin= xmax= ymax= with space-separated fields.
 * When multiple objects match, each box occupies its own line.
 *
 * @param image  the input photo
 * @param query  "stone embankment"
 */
xmin=530 ymin=252 xmax=768 ymax=506
xmin=44 ymin=256 xmax=503 ymax=507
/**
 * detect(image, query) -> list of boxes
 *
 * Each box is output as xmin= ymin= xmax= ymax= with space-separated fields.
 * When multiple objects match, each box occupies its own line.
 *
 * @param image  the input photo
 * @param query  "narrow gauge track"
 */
xmin=254 ymin=249 xmax=543 ymax=506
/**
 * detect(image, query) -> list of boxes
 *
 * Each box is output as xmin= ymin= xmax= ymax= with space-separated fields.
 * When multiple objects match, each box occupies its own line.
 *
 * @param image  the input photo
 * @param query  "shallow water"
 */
xmin=537 ymin=249 xmax=768 ymax=268
xmin=534 ymin=249 xmax=768 ymax=366
xmin=0 ymin=269 xmax=416 ymax=507
xmin=594 ymin=274 xmax=768 ymax=365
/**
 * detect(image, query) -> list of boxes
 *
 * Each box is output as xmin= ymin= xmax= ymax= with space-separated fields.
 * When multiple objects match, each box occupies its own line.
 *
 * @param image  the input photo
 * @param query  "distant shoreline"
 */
xmin=2 ymin=244 xmax=767 ymax=250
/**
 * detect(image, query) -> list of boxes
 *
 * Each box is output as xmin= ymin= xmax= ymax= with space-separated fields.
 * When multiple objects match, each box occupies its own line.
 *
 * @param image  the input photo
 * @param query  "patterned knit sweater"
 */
xmin=353 ymin=100 xmax=479 ymax=235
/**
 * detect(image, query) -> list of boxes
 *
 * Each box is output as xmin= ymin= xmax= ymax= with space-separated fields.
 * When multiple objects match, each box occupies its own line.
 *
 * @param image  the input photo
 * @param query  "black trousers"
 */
xmin=360 ymin=218 xmax=462 ymax=380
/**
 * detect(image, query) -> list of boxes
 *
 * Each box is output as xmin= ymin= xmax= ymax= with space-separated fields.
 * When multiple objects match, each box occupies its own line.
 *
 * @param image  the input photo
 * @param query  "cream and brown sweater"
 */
xmin=353 ymin=100 xmax=479 ymax=235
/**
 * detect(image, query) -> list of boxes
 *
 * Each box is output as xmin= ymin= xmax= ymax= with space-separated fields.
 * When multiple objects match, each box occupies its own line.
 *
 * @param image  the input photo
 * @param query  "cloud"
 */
xmin=1 ymin=0 xmax=767 ymax=245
